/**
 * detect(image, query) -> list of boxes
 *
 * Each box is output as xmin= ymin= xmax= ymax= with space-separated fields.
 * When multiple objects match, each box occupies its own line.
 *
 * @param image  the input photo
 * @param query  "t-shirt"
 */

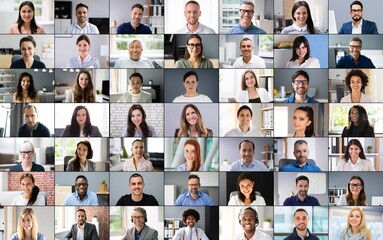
xmin=116 ymin=193 xmax=159 ymax=206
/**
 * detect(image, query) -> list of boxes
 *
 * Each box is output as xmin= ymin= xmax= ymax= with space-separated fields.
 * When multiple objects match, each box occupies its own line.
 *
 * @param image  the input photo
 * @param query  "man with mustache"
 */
xmin=280 ymin=140 xmax=321 ymax=172
xmin=173 ymin=209 xmax=209 ymax=240
xmin=64 ymin=209 xmax=99 ymax=240
xmin=175 ymin=174 xmax=214 ymax=206
xmin=338 ymin=1 xmax=378 ymax=34
xmin=283 ymin=70 xmax=318 ymax=103
xmin=116 ymin=173 xmax=159 ymax=206
xmin=284 ymin=208 xmax=319 ymax=240
xmin=283 ymin=175 xmax=320 ymax=206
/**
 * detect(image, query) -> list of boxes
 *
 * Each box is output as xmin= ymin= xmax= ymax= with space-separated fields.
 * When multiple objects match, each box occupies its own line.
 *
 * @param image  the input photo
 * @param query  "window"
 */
xmin=13 ymin=0 xmax=53 ymax=21
xmin=110 ymin=35 xmax=164 ymax=59
xmin=259 ymin=35 xmax=274 ymax=58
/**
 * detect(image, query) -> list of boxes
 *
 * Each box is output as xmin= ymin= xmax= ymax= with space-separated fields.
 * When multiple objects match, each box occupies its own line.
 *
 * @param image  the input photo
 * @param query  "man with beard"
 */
xmin=65 ymin=209 xmax=99 ymax=240
xmin=339 ymin=1 xmax=378 ymax=34
xmin=283 ymin=175 xmax=320 ymax=206
xmin=232 ymin=38 xmax=266 ymax=68
xmin=65 ymin=3 xmax=99 ymax=34
xmin=229 ymin=140 xmax=268 ymax=171
xmin=18 ymin=105 xmax=50 ymax=137
xmin=227 ymin=0 xmax=266 ymax=34
xmin=64 ymin=175 xmax=99 ymax=205
xmin=284 ymin=209 xmax=319 ymax=240
xmin=117 ymin=4 xmax=152 ymax=34
xmin=173 ymin=209 xmax=209 ymax=240
xmin=336 ymin=37 xmax=375 ymax=68
xmin=236 ymin=207 xmax=272 ymax=240
xmin=283 ymin=70 xmax=318 ymax=103
xmin=225 ymin=106 xmax=263 ymax=137
xmin=122 ymin=207 xmax=158 ymax=240
xmin=116 ymin=173 xmax=159 ymax=206
xmin=280 ymin=140 xmax=321 ymax=172
xmin=175 ymin=174 xmax=214 ymax=206
xmin=176 ymin=1 xmax=215 ymax=34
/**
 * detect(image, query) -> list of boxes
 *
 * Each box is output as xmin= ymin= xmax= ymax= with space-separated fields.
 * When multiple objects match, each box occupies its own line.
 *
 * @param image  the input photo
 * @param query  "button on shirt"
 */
xmin=64 ymin=191 xmax=99 ymax=206
xmin=77 ymin=224 xmax=85 ymax=240
xmin=175 ymin=191 xmax=213 ymax=206
xmin=280 ymin=161 xmax=321 ymax=172
xmin=229 ymin=159 xmax=268 ymax=171
xmin=65 ymin=22 xmax=100 ymax=34
xmin=346 ymin=158 xmax=362 ymax=171
xmin=283 ymin=195 xmax=320 ymax=206
xmin=67 ymin=55 xmax=100 ymax=68
xmin=352 ymin=19 xmax=363 ymax=34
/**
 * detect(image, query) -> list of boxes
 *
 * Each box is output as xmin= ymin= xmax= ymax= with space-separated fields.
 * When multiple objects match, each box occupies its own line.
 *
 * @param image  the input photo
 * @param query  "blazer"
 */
xmin=235 ymin=88 xmax=273 ymax=103
xmin=122 ymin=225 xmax=158 ymax=240
xmin=117 ymin=91 xmax=152 ymax=103
xmin=335 ymin=159 xmax=375 ymax=171
xmin=66 ymin=159 xmax=96 ymax=171
xmin=64 ymin=222 xmax=99 ymax=240
xmin=339 ymin=19 xmax=378 ymax=34
xmin=61 ymin=125 xmax=102 ymax=137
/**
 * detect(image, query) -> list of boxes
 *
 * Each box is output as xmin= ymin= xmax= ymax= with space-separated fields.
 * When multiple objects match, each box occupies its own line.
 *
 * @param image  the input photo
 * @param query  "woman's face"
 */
xmin=244 ymin=72 xmax=256 ymax=89
xmin=295 ymin=43 xmax=308 ymax=59
xmin=350 ymin=76 xmax=363 ymax=93
xmin=183 ymin=75 xmax=198 ymax=93
xmin=184 ymin=144 xmax=196 ymax=163
xmin=21 ymin=76 xmax=31 ymax=90
xmin=185 ymin=107 xmax=198 ymax=126
xmin=348 ymin=144 xmax=361 ymax=159
xmin=349 ymin=210 xmax=362 ymax=228
xmin=186 ymin=37 xmax=202 ymax=58
xmin=131 ymin=109 xmax=143 ymax=127
xmin=77 ymin=39 xmax=90 ymax=57
xmin=21 ymin=177 xmax=34 ymax=196
xmin=21 ymin=41 xmax=35 ymax=59
xmin=132 ymin=141 xmax=144 ymax=159
xmin=22 ymin=214 xmax=33 ymax=232
xmin=293 ymin=109 xmax=311 ymax=132
xmin=20 ymin=5 xmax=34 ymax=23
xmin=78 ymin=73 xmax=89 ymax=89
xmin=76 ymin=109 xmax=87 ymax=126
xmin=239 ymin=178 xmax=254 ymax=198
xmin=294 ymin=6 xmax=308 ymax=26
xmin=349 ymin=108 xmax=359 ymax=125
xmin=349 ymin=178 xmax=363 ymax=196
xmin=76 ymin=143 xmax=88 ymax=161
xmin=20 ymin=145 xmax=34 ymax=163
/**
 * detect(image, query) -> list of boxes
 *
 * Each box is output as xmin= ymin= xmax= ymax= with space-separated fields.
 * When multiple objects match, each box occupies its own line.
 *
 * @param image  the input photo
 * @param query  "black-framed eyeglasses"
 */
xmin=349 ymin=183 xmax=362 ymax=189
xmin=351 ymin=9 xmax=362 ymax=13
xmin=293 ymin=80 xmax=308 ymax=85
xmin=239 ymin=9 xmax=254 ymax=15
xmin=76 ymin=183 xmax=88 ymax=187
xmin=349 ymin=45 xmax=361 ymax=49
xmin=20 ymin=151 xmax=34 ymax=155
xmin=131 ymin=216 xmax=145 ymax=220
xmin=188 ymin=184 xmax=200 ymax=187
xmin=187 ymin=43 xmax=202 ymax=49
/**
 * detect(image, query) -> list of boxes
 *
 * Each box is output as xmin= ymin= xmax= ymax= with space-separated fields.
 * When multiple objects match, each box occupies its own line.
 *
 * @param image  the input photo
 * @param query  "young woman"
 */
xmin=339 ymin=207 xmax=371 ymax=240
xmin=122 ymin=104 xmax=157 ymax=137
xmin=335 ymin=139 xmax=375 ymax=171
xmin=123 ymin=139 xmax=154 ymax=171
xmin=65 ymin=70 xmax=95 ymax=103
xmin=285 ymin=36 xmax=320 ymax=68
xmin=11 ymin=208 xmax=46 ymax=240
xmin=228 ymin=172 xmax=266 ymax=206
xmin=9 ymin=140 xmax=45 ymax=172
xmin=10 ymin=36 xmax=46 ymax=68
xmin=175 ymin=104 xmax=212 ymax=137
xmin=281 ymin=1 xmax=319 ymax=34
xmin=341 ymin=105 xmax=374 ymax=137
xmin=13 ymin=72 xmax=39 ymax=103
xmin=291 ymin=106 xmax=314 ymax=137
xmin=236 ymin=70 xmax=272 ymax=103
xmin=341 ymin=70 xmax=372 ymax=102
xmin=61 ymin=105 xmax=102 ymax=137
xmin=8 ymin=1 xmax=45 ymax=34
xmin=173 ymin=71 xmax=212 ymax=102
xmin=67 ymin=140 xmax=96 ymax=171
xmin=175 ymin=34 xmax=213 ymax=68
xmin=12 ymin=173 xmax=45 ymax=206
xmin=177 ymin=139 xmax=206 ymax=171
xmin=67 ymin=34 xmax=100 ymax=68
xmin=337 ymin=176 xmax=366 ymax=206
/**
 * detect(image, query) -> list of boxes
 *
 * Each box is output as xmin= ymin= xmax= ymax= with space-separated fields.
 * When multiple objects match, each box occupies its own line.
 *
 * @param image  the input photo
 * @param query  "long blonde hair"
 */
xmin=17 ymin=208 xmax=39 ymax=240
xmin=341 ymin=207 xmax=371 ymax=240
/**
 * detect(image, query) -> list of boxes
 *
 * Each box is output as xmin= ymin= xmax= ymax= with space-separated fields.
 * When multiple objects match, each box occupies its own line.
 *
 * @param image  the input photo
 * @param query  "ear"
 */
xmin=307 ymin=120 xmax=312 ymax=127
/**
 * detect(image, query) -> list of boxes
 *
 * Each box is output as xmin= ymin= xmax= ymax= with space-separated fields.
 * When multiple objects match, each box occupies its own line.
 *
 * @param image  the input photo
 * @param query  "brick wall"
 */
xmin=8 ymin=172 xmax=55 ymax=206
xmin=110 ymin=103 xmax=164 ymax=137
xmin=81 ymin=206 xmax=110 ymax=240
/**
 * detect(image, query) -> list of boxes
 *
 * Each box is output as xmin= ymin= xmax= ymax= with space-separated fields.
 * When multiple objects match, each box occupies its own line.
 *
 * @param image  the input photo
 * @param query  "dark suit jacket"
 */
xmin=61 ymin=125 xmax=102 ymax=137
xmin=122 ymin=225 xmax=158 ymax=240
xmin=338 ymin=19 xmax=378 ymax=34
xmin=64 ymin=222 xmax=99 ymax=240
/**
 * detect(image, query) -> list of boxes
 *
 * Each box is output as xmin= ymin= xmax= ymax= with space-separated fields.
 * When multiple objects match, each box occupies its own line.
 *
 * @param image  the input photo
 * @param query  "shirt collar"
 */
xmin=292 ymin=23 xmax=307 ymax=32
xmin=186 ymin=191 xmax=202 ymax=198
xmin=75 ymin=191 xmax=88 ymax=200
xmin=294 ymin=194 xmax=308 ymax=203
xmin=352 ymin=19 xmax=363 ymax=28
xmin=240 ymin=159 xmax=255 ymax=167
xmin=75 ymin=21 xmax=89 ymax=29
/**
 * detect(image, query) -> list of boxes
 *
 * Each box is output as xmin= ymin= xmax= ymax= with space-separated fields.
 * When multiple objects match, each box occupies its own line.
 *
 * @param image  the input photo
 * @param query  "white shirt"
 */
xmin=173 ymin=227 xmax=209 ymax=240
xmin=228 ymin=195 xmax=266 ymax=206
xmin=176 ymin=23 xmax=215 ymax=34
xmin=340 ymin=93 xmax=372 ymax=102
xmin=114 ymin=57 xmax=155 ymax=68
xmin=173 ymin=94 xmax=212 ymax=103
xmin=224 ymin=127 xmax=262 ymax=137
xmin=233 ymin=55 xmax=266 ymax=68
xmin=285 ymin=57 xmax=320 ymax=68
xmin=77 ymin=224 xmax=85 ymax=240
xmin=352 ymin=19 xmax=363 ymax=34
xmin=65 ymin=22 xmax=100 ymax=34
xmin=337 ymin=194 xmax=368 ymax=206
xmin=12 ymin=193 xmax=45 ymax=205
xmin=236 ymin=230 xmax=272 ymax=240
xmin=123 ymin=157 xmax=154 ymax=171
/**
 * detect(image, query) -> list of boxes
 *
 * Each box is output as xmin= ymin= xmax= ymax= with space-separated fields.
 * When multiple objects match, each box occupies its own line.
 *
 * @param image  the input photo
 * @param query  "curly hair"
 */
xmin=14 ymin=72 xmax=37 ymax=102
xmin=345 ymin=70 xmax=369 ymax=93
xmin=182 ymin=209 xmax=200 ymax=223
xmin=68 ymin=140 xmax=94 ymax=171
xmin=126 ymin=104 xmax=152 ymax=137
xmin=73 ymin=70 xmax=95 ymax=103
xmin=346 ymin=105 xmax=373 ymax=131
xmin=17 ymin=1 xmax=40 ymax=34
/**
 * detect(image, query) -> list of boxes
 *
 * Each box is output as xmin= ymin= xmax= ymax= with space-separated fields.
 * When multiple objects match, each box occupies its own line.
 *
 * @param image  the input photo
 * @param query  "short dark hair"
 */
xmin=350 ymin=1 xmax=363 ymax=10
xmin=188 ymin=174 xmax=200 ymax=182
xmin=295 ymin=175 xmax=309 ymax=185
xmin=291 ymin=70 xmax=310 ymax=83
xmin=182 ymin=209 xmax=200 ymax=223
xmin=294 ymin=208 xmax=308 ymax=217
xmin=130 ymin=73 xmax=143 ymax=83
xmin=185 ymin=1 xmax=200 ymax=8
xmin=76 ymin=3 xmax=88 ymax=11
xmin=345 ymin=69 xmax=368 ymax=93
xmin=75 ymin=175 xmax=88 ymax=182
xmin=290 ymin=36 xmax=310 ymax=62
xmin=240 ymin=38 xmax=253 ymax=47
xmin=294 ymin=140 xmax=308 ymax=149
xmin=240 ymin=0 xmax=254 ymax=8
xmin=350 ymin=37 xmax=362 ymax=45
xmin=238 ymin=140 xmax=255 ymax=151
xmin=183 ymin=71 xmax=199 ymax=82
xmin=237 ymin=105 xmax=253 ymax=118
xmin=76 ymin=34 xmax=90 ymax=45
xmin=129 ymin=173 xmax=144 ymax=183
xmin=19 ymin=35 xmax=36 ymax=48
xmin=77 ymin=208 xmax=86 ymax=215
xmin=132 ymin=3 xmax=144 ymax=11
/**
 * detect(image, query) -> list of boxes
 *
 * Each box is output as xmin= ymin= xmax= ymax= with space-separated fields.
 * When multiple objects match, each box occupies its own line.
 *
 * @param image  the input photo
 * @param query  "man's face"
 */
xmin=186 ymin=215 xmax=196 ymax=228
xmin=130 ymin=7 xmax=143 ymax=26
xmin=296 ymin=180 xmax=309 ymax=198
xmin=294 ymin=211 xmax=308 ymax=232
xmin=129 ymin=176 xmax=144 ymax=196
xmin=76 ymin=7 xmax=88 ymax=24
xmin=75 ymin=177 xmax=88 ymax=197
xmin=349 ymin=40 xmax=362 ymax=59
xmin=239 ymin=142 xmax=254 ymax=165
xmin=188 ymin=177 xmax=200 ymax=195
xmin=293 ymin=143 xmax=309 ymax=166
xmin=77 ymin=211 xmax=86 ymax=226
xmin=239 ymin=4 xmax=254 ymax=26
xmin=184 ymin=3 xmax=200 ymax=25
xmin=240 ymin=209 xmax=256 ymax=234
xmin=129 ymin=41 xmax=143 ymax=61
xmin=237 ymin=109 xmax=252 ymax=128
xmin=131 ymin=210 xmax=145 ymax=229
xmin=350 ymin=4 xmax=363 ymax=22
xmin=240 ymin=40 xmax=254 ymax=58
xmin=292 ymin=75 xmax=309 ymax=96
xmin=24 ymin=107 xmax=37 ymax=129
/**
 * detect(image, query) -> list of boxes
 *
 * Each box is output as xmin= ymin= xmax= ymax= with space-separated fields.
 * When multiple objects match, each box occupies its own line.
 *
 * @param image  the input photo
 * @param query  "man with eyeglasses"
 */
xmin=336 ymin=37 xmax=375 ymax=68
xmin=65 ymin=209 xmax=99 ymax=240
xmin=122 ymin=207 xmax=158 ymax=240
xmin=64 ymin=175 xmax=99 ymax=206
xmin=175 ymin=174 xmax=214 ymax=206
xmin=227 ymin=0 xmax=266 ymax=34
xmin=114 ymin=39 xmax=155 ymax=68
xmin=232 ymin=38 xmax=266 ymax=68
xmin=176 ymin=1 xmax=215 ymax=34
xmin=339 ymin=1 xmax=378 ymax=34
xmin=283 ymin=70 xmax=318 ymax=103
xmin=117 ymin=4 xmax=152 ymax=34
xmin=18 ymin=105 xmax=50 ymax=137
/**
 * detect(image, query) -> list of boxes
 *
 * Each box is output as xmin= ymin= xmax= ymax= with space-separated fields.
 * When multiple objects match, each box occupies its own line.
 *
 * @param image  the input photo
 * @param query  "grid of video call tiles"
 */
xmin=1 ymin=0 xmax=383 ymax=239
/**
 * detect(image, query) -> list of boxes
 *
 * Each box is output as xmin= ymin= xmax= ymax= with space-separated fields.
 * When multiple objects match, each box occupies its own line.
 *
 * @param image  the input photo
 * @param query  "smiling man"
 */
xmin=283 ymin=70 xmax=318 ymax=103
xmin=63 ymin=175 xmax=98 ymax=205
xmin=227 ymin=0 xmax=266 ymax=34
xmin=116 ymin=173 xmax=159 ymax=206
xmin=173 ymin=209 xmax=209 ymax=240
xmin=122 ymin=207 xmax=158 ymax=240
xmin=280 ymin=140 xmax=321 ymax=172
xmin=229 ymin=140 xmax=268 ymax=171
xmin=65 ymin=209 xmax=99 ymax=240
xmin=232 ymin=38 xmax=266 ymax=68
xmin=336 ymin=37 xmax=375 ymax=68
xmin=18 ymin=105 xmax=50 ymax=137
xmin=117 ymin=4 xmax=152 ymax=34
xmin=225 ymin=105 xmax=262 ymax=137
xmin=176 ymin=1 xmax=215 ymax=34
xmin=175 ymin=174 xmax=214 ymax=206
xmin=283 ymin=175 xmax=320 ymax=206
xmin=339 ymin=1 xmax=378 ymax=34
xmin=114 ymin=39 xmax=155 ymax=68
xmin=237 ymin=207 xmax=272 ymax=240
xmin=65 ymin=3 xmax=99 ymax=34
xmin=284 ymin=209 xmax=319 ymax=240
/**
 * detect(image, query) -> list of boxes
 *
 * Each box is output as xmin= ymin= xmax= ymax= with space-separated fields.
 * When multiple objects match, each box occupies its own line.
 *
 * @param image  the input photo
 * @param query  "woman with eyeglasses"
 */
xmin=285 ymin=35 xmax=320 ymax=68
xmin=11 ymin=208 xmax=46 ymax=240
xmin=281 ymin=1 xmax=319 ymax=34
xmin=335 ymin=139 xmax=375 ymax=171
xmin=337 ymin=176 xmax=366 ymax=206
xmin=175 ymin=34 xmax=213 ymax=68
xmin=67 ymin=140 xmax=96 ymax=171
xmin=290 ymin=106 xmax=315 ymax=137
xmin=342 ymin=105 xmax=374 ymax=137
xmin=8 ymin=1 xmax=45 ymax=34
xmin=341 ymin=70 xmax=372 ymax=102
xmin=339 ymin=207 xmax=371 ymax=240
xmin=9 ymin=140 xmax=45 ymax=172
xmin=12 ymin=173 xmax=45 ymax=206
xmin=228 ymin=172 xmax=266 ymax=206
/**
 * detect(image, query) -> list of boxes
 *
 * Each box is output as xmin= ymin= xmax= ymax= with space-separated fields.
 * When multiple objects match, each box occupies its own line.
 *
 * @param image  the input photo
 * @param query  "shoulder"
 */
xmin=8 ymin=24 xmax=19 ymax=33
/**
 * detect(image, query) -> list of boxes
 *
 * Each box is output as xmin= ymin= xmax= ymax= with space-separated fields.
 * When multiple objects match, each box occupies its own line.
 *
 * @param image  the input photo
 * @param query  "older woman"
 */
xmin=285 ymin=36 xmax=320 ymax=68
xmin=9 ymin=140 xmax=45 ymax=172
xmin=291 ymin=106 xmax=314 ymax=137
xmin=123 ymin=139 xmax=153 ymax=171
xmin=228 ymin=172 xmax=266 ymax=206
xmin=10 ymin=36 xmax=46 ymax=68
xmin=13 ymin=72 xmax=39 ymax=103
xmin=339 ymin=207 xmax=371 ymax=240
xmin=173 ymin=71 xmax=212 ymax=102
xmin=341 ymin=70 xmax=372 ymax=102
xmin=236 ymin=70 xmax=272 ymax=103
xmin=61 ymin=105 xmax=102 ymax=137
xmin=281 ymin=1 xmax=319 ymax=34
xmin=67 ymin=34 xmax=99 ymax=68
xmin=8 ymin=1 xmax=45 ymax=34
xmin=341 ymin=105 xmax=374 ymax=137
xmin=175 ymin=104 xmax=212 ymax=137
xmin=65 ymin=70 xmax=95 ymax=103
xmin=335 ymin=139 xmax=375 ymax=171
xmin=11 ymin=208 xmax=46 ymax=240
xmin=122 ymin=104 xmax=156 ymax=137
xmin=175 ymin=34 xmax=213 ymax=68
xmin=12 ymin=173 xmax=45 ymax=206
xmin=337 ymin=176 xmax=366 ymax=206
xmin=67 ymin=140 xmax=96 ymax=171
xmin=177 ymin=139 xmax=207 ymax=171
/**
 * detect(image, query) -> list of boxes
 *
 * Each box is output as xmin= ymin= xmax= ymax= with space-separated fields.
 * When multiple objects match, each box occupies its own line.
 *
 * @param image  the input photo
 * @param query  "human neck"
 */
xmin=351 ymin=226 xmax=359 ymax=234
xmin=242 ymin=55 xmax=252 ymax=63
xmin=190 ymin=191 xmax=199 ymax=199
xmin=131 ymin=193 xmax=143 ymax=202
xmin=296 ymin=228 xmax=308 ymax=238
xmin=350 ymin=92 xmax=361 ymax=102
xmin=77 ymin=21 xmax=87 ymax=28
xmin=350 ymin=157 xmax=358 ymax=164
xmin=80 ymin=54 xmax=87 ymax=61
xmin=184 ymin=90 xmax=199 ymax=97
xmin=80 ymin=158 xmax=87 ymax=166
xmin=240 ymin=21 xmax=252 ymax=29
xmin=188 ymin=125 xmax=199 ymax=136
xmin=187 ymin=22 xmax=199 ymax=33
xmin=78 ymin=192 xmax=86 ymax=200
xmin=185 ymin=161 xmax=194 ymax=170
xmin=131 ymin=22 xmax=139 ymax=29
xmin=132 ymin=89 xmax=141 ymax=94
xmin=239 ymin=125 xmax=250 ymax=133
xmin=22 ymin=161 xmax=32 ymax=169
xmin=294 ymin=130 xmax=305 ymax=137
xmin=79 ymin=124 xmax=85 ymax=131
xmin=353 ymin=19 xmax=362 ymax=26
xmin=295 ymin=22 xmax=306 ymax=28
xmin=135 ymin=224 xmax=144 ymax=232
xmin=244 ymin=230 xmax=255 ymax=240
xmin=298 ymin=194 xmax=306 ymax=202
xmin=294 ymin=93 xmax=307 ymax=103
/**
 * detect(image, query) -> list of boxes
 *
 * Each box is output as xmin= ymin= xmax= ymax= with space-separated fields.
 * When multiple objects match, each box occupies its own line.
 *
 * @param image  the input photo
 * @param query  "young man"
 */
xmin=283 ymin=70 xmax=318 ymax=103
xmin=176 ymin=1 xmax=215 ymax=34
xmin=283 ymin=175 xmax=320 ymax=206
xmin=232 ymin=38 xmax=266 ymax=68
xmin=117 ymin=4 xmax=152 ymax=34
xmin=229 ymin=140 xmax=268 ymax=171
xmin=65 ymin=3 xmax=99 ymax=34
xmin=339 ymin=1 xmax=378 ymax=34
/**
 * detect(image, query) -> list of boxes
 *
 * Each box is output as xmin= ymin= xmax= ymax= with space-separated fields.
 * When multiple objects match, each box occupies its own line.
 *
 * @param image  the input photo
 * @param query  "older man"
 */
xmin=114 ymin=39 xmax=155 ymax=68
xmin=122 ymin=207 xmax=158 ymax=240
xmin=336 ymin=37 xmax=375 ymax=68
xmin=227 ymin=0 xmax=266 ymax=34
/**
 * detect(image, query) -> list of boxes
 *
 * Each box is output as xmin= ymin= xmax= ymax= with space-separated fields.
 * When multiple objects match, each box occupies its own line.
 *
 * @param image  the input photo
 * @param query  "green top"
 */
xmin=174 ymin=58 xmax=214 ymax=68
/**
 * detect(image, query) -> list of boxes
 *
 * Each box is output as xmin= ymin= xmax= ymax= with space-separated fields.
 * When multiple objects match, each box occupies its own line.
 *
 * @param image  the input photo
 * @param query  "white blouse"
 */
xmin=228 ymin=195 xmax=266 ymax=206
xmin=285 ymin=57 xmax=320 ymax=68
xmin=122 ymin=157 xmax=154 ymax=171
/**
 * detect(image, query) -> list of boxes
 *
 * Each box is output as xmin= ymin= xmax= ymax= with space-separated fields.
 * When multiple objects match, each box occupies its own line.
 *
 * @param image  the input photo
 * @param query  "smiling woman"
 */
xmin=175 ymin=104 xmax=212 ymax=137
xmin=123 ymin=140 xmax=154 ymax=171
xmin=281 ymin=1 xmax=319 ymax=34
xmin=11 ymin=208 xmax=46 ymax=240
xmin=10 ymin=36 xmax=46 ymax=69
xmin=286 ymin=36 xmax=320 ymax=68
xmin=67 ymin=140 xmax=96 ymax=171
xmin=13 ymin=173 xmax=45 ymax=206
xmin=8 ymin=1 xmax=46 ymax=34
xmin=67 ymin=34 xmax=100 ymax=68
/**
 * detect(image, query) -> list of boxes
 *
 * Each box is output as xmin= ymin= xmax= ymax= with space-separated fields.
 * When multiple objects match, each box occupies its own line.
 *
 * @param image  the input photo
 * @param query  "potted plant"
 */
xmin=92 ymin=214 xmax=98 ymax=223
xmin=263 ymin=217 xmax=272 ymax=229
xmin=99 ymin=179 xmax=107 ymax=193
xmin=367 ymin=146 xmax=373 ymax=153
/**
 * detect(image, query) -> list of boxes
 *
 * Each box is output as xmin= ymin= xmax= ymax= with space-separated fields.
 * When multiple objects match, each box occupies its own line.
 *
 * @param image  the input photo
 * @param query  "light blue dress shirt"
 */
xmin=175 ymin=191 xmax=213 ymax=206
xmin=63 ymin=190 xmax=99 ymax=206
xmin=229 ymin=159 xmax=268 ymax=171
xmin=67 ymin=55 xmax=100 ymax=68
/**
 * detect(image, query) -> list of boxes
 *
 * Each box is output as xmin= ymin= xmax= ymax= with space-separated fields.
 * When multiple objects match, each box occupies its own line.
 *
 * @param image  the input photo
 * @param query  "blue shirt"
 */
xmin=336 ymin=54 xmax=375 ymax=68
xmin=283 ymin=195 xmax=320 ymax=206
xmin=64 ymin=191 xmax=98 ymax=206
xmin=229 ymin=159 xmax=268 ymax=171
xmin=227 ymin=24 xmax=266 ymax=34
xmin=175 ymin=191 xmax=214 ymax=206
xmin=280 ymin=161 xmax=321 ymax=172
xmin=117 ymin=22 xmax=152 ymax=34
xmin=283 ymin=94 xmax=318 ymax=103
xmin=67 ymin=55 xmax=100 ymax=68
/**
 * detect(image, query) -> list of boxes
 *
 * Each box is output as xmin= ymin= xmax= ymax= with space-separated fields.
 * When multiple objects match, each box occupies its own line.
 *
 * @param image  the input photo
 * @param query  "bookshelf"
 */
xmin=144 ymin=0 xmax=164 ymax=34
xmin=0 ymin=69 xmax=15 ymax=101
xmin=261 ymin=106 xmax=274 ymax=137
xmin=164 ymin=218 xmax=185 ymax=239
xmin=328 ymin=187 xmax=347 ymax=206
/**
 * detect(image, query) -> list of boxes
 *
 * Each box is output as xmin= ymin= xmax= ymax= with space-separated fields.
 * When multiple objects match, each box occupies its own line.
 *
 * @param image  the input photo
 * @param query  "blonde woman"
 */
xmin=11 ymin=208 xmax=46 ymax=240
xmin=339 ymin=207 xmax=371 ymax=240
xmin=175 ymin=104 xmax=212 ymax=137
